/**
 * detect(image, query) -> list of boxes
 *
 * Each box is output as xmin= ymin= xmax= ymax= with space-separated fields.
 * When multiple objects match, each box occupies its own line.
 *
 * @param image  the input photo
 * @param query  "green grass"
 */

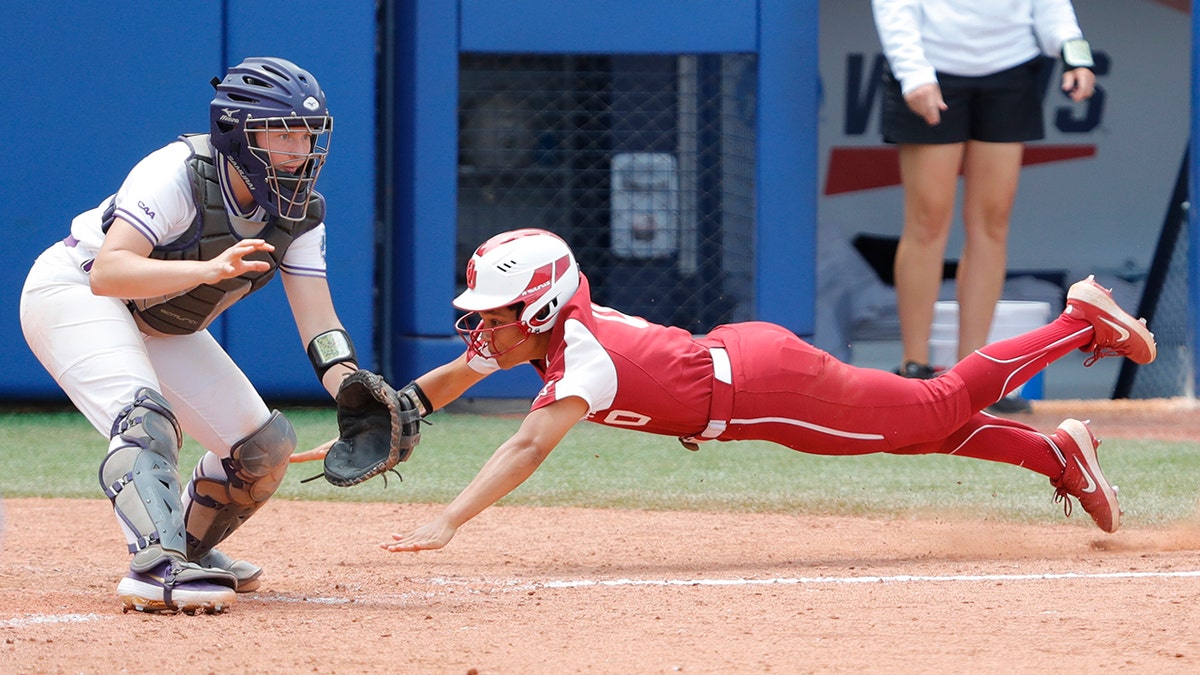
xmin=1 ymin=407 xmax=1197 ymax=528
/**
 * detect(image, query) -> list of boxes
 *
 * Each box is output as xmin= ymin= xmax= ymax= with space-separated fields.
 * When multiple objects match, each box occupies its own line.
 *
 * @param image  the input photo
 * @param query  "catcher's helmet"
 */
xmin=209 ymin=57 xmax=332 ymax=220
xmin=453 ymin=229 xmax=580 ymax=358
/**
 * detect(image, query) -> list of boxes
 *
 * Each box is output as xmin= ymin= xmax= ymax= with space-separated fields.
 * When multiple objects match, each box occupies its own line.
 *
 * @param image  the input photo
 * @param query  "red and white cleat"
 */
xmin=1065 ymin=275 xmax=1156 ymax=366
xmin=1049 ymin=418 xmax=1120 ymax=534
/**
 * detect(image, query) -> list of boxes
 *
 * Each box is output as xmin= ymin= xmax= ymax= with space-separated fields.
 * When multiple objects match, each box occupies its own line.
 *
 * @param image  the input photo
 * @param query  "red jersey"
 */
xmin=529 ymin=275 xmax=714 ymax=438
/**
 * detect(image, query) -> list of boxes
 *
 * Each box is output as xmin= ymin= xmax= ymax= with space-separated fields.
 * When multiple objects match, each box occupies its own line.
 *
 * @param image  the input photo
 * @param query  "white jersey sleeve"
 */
xmin=280 ymin=224 xmax=328 ymax=278
xmin=1031 ymin=0 xmax=1085 ymax=57
xmin=68 ymin=140 xmax=197 ymax=258
xmin=546 ymin=317 xmax=619 ymax=414
xmin=871 ymin=0 xmax=937 ymax=95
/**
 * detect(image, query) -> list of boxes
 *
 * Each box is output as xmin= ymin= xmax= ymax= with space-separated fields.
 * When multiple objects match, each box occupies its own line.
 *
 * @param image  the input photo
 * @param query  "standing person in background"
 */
xmin=871 ymin=0 xmax=1096 ymax=412
xmin=19 ymin=57 xmax=365 ymax=614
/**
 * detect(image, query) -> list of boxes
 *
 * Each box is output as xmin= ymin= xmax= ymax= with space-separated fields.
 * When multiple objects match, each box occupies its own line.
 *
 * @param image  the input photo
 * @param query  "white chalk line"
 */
xmin=423 ymin=568 xmax=1200 ymax=591
xmin=265 ymin=568 xmax=1200 ymax=604
xmin=577 ymin=569 xmax=1200 ymax=587
xmin=10 ymin=569 xmax=1200 ymax=622
xmin=0 ymin=613 xmax=103 ymax=628
xmin=259 ymin=595 xmax=351 ymax=605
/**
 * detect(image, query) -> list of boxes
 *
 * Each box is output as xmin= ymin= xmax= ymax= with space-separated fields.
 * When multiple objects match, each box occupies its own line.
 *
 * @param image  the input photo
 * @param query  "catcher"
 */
xmin=20 ymin=58 xmax=369 ymax=614
xmin=359 ymin=229 xmax=1155 ymax=553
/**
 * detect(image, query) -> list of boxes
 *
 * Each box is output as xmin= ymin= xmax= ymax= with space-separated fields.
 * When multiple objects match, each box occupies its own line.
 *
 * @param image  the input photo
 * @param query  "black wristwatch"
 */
xmin=1061 ymin=38 xmax=1094 ymax=70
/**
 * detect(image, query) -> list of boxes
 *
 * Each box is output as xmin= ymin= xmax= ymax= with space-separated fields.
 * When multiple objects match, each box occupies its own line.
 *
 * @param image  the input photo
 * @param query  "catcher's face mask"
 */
xmin=454 ymin=307 xmax=532 ymax=360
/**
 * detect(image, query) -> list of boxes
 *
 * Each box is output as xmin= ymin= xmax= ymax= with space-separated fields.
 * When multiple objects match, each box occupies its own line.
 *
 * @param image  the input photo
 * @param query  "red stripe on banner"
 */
xmin=1023 ymin=144 xmax=1098 ymax=165
xmin=824 ymin=145 xmax=1097 ymax=195
xmin=1147 ymin=0 xmax=1189 ymax=14
xmin=824 ymin=147 xmax=900 ymax=195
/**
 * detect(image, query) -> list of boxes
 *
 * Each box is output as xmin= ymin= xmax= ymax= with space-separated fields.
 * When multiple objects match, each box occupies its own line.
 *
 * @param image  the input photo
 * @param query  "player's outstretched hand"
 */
xmin=381 ymin=520 xmax=457 ymax=552
xmin=211 ymin=238 xmax=274 ymax=281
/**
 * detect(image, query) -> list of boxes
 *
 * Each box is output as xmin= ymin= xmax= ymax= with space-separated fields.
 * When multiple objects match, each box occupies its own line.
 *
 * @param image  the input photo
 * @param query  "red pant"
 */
xmin=704 ymin=315 xmax=1093 ymax=477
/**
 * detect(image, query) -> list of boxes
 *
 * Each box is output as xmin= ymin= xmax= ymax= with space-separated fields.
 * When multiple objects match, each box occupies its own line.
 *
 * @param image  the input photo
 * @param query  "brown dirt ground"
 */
xmin=1 ymin=398 xmax=1198 ymax=674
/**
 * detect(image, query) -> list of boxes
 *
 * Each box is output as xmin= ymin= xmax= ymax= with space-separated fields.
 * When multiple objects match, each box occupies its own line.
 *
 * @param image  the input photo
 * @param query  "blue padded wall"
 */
xmin=2 ymin=2 xmax=376 ymax=402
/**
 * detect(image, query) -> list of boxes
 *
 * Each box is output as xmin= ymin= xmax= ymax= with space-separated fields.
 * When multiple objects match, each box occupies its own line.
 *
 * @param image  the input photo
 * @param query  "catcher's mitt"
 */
xmin=322 ymin=369 xmax=422 ymax=487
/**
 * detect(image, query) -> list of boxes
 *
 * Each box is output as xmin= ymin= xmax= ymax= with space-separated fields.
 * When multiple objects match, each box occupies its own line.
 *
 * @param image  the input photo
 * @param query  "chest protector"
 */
xmin=103 ymin=134 xmax=325 ymax=335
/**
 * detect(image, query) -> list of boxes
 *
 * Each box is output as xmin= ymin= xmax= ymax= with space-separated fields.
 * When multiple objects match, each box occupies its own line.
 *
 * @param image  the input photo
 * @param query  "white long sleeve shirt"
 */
xmin=872 ymin=0 xmax=1085 ymax=95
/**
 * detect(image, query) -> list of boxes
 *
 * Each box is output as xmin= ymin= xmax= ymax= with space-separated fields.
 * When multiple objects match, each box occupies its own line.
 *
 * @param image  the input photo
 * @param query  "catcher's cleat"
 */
xmin=1065 ymin=275 xmax=1156 ymax=366
xmin=985 ymin=392 xmax=1032 ymax=415
xmin=1049 ymin=419 xmax=1120 ymax=534
xmin=117 ymin=558 xmax=237 ymax=615
xmin=895 ymin=361 xmax=938 ymax=379
xmin=196 ymin=548 xmax=262 ymax=593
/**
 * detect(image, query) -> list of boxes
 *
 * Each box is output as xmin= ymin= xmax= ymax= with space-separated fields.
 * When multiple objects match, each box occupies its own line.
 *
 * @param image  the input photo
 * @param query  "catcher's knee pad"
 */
xmin=184 ymin=410 xmax=296 ymax=559
xmin=98 ymin=388 xmax=189 ymax=565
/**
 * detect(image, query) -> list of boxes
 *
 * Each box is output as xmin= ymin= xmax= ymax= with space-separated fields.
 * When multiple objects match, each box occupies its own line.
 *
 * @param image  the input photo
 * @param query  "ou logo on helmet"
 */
xmin=465 ymin=259 xmax=478 ymax=289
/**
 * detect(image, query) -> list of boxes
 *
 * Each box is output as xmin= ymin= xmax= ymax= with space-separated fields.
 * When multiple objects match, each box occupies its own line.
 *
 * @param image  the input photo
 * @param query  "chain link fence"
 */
xmin=457 ymin=53 xmax=758 ymax=332
xmin=1118 ymin=198 xmax=1194 ymax=399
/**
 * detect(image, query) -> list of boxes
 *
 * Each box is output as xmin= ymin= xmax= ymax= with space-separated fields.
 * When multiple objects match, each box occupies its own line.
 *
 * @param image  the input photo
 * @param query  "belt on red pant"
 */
xmin=679 ymin=346 xmax=734 ymax=450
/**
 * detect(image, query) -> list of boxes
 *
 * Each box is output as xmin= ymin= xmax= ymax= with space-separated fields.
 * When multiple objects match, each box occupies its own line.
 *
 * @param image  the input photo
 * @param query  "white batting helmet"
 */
xmin=453 ymin=228 xmax=581 ymax=334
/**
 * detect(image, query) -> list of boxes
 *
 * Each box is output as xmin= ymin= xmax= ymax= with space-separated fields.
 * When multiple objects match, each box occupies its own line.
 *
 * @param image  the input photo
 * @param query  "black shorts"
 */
xmin=881 ymin=57 xmax=1047 ymax=144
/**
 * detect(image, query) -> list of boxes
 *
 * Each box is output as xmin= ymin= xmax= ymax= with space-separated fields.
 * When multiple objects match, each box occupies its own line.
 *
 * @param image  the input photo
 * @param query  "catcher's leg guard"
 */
xmin=184 ymin=410 xmax=296 ymax=563
xmin=196 ymin=548 xmax=263 ymax=593
xmin=99 ymin=388 xmax=191 ymax=568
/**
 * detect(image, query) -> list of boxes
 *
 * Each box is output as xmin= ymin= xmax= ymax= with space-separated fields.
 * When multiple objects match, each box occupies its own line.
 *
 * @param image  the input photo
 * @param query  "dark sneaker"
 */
xmin=117 ymin=558 xmax=237 ymax=614
xmin=1065 ymin=275 xmax=1157 ymax=365
xmin=896 ymin=361 xmax=938 ymax=379
xmin=986 ymin=393 xmax=1032 ymax=414
xmin=196 ymin=548 xmax=262 ymax=593
xmin=1049 ymin=419 xmax=1120 ymax=533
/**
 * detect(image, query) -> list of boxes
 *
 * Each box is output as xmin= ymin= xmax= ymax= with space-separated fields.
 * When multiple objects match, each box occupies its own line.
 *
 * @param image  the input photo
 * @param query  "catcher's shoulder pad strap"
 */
xmin=125 ymin=134 xmax=324 ymax=336
xmin=323 ymin=370 xmax=423 ymax=487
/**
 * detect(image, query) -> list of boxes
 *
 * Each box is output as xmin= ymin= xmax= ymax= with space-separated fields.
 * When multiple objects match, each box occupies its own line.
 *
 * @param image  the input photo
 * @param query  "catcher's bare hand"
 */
xmin=210 ymin=239 xmax=273 ymax=282
xmin=381 ymin=520 xmax=457 ymax=552
xmin=289 ymin=438 xmax=334 ymax=463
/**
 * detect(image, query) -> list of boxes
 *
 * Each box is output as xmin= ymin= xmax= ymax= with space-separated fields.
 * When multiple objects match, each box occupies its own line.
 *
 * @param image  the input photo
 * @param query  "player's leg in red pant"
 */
xmin=716 ymin=316 xmax=1120 ymax=531
xmin=873 ymin=309 xmax=1094 ymax=473
xmin=886 ymin=409 xmax=1121 ymax=532
xmin=718 ymin=313 xmax=1093 ymax=457
xmin=877 ymin=311 xmax=1095 ymax=478
xmin=888 ymin=411 xmax=1062 ymax=477
xmin=946 ymin=311 xmax=1093 ymax=411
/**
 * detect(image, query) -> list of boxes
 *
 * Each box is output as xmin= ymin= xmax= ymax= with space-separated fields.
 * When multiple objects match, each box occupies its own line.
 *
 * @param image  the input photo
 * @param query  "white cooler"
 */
xmin=929 ymin=300 xmax=1052 ymax=399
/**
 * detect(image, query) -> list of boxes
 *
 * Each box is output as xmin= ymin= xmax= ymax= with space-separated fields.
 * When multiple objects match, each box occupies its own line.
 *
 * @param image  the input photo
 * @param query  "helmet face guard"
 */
xmin=454 ymin=312 xmax=533 ymax=361
xmin=243 ymin=114 xmax=331 ymax=219
xmin=210 ymin=57 xmax=333 ymax=220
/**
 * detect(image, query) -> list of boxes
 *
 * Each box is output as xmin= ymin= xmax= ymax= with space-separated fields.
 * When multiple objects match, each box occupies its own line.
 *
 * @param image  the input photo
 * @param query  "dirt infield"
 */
xmin=1 ymin=398 xmax=1198 ymax=674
